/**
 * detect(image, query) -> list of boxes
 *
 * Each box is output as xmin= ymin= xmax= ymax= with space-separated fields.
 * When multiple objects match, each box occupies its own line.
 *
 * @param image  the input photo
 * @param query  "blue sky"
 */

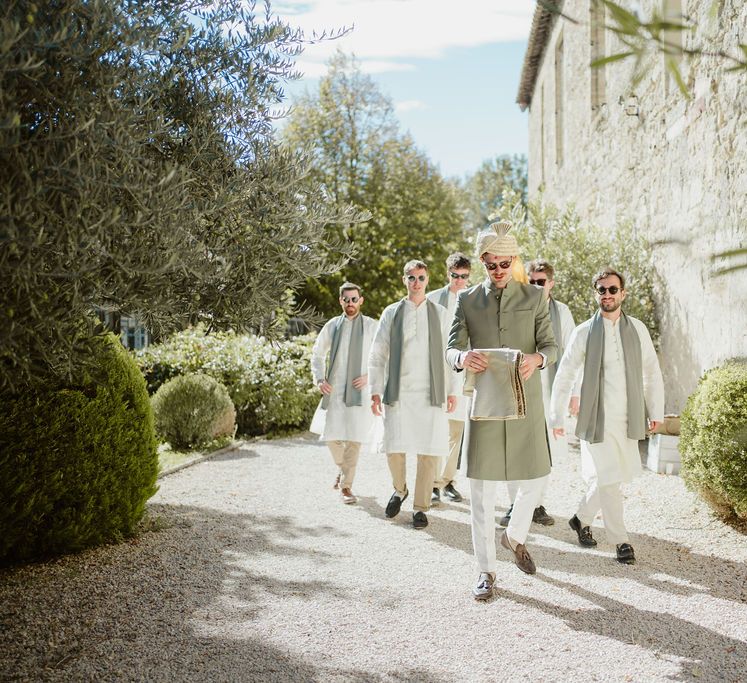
xmin=275 ymin=1 xmax=534 ymax=179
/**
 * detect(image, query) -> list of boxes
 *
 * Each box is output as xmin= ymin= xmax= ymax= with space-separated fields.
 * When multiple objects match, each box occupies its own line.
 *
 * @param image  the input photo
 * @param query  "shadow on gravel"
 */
xmin=501 ymin=576 xmax=747 ymax=682
xmin=0 ymin=503 xmax=442 ymax=682
xmin=210 ymin=448 xmax=260 ymax=462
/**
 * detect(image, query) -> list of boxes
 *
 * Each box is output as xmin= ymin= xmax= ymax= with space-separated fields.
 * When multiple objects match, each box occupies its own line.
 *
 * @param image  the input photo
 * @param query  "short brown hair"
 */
xmin=592 ymin=267 xmax=626 ymax=290
xmin=527 ymin=259 xmax=555 ymax=280
xmin=403 ymin=259 xmax=428 ymax=275
xmin=445 ymin=252 xmax=471 ymax=271
xmin=339 ymin=281 xmax=363 ymax=297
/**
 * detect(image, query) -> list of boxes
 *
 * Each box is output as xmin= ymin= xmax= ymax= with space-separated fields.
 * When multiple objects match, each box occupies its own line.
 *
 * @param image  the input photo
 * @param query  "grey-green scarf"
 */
xmin=322 ymin=314 xmax=364 ymax=409
xmin=383 ymin=299 xmax=445 ymax=407
xmin=436 ymin=286 xmax=450 ymax=308
xmin=576 ymin=310 xmax=646 ymax=444
xmin=546 ymin=298 xmax=563 ymax=386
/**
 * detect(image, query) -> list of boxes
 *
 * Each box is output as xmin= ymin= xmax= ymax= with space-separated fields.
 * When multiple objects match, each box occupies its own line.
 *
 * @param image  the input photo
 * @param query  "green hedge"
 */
xmin=136 ymin=327 xmax=318 ymax=436
xmin=0 ymin=334 xmax=159 ymax=564
xmin=680 ymin=360 xmax=747 ymax=524
xmin=152 ymin=373 xmax=236 ymax=449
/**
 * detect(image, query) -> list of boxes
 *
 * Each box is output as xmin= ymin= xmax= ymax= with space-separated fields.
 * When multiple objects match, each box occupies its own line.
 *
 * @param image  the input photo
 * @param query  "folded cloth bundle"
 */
xmin=463 ymin=348 xmax=526 ymax=420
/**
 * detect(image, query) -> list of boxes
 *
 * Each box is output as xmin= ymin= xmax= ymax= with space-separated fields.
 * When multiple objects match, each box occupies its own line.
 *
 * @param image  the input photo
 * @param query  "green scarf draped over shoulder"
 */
xmin=322 ymin=314 xmax=364 ymax=409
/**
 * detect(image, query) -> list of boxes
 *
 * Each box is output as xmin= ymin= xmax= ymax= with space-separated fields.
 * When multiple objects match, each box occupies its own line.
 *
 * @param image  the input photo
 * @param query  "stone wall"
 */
xmin=524 ymin=0 xmax=747 ymax=411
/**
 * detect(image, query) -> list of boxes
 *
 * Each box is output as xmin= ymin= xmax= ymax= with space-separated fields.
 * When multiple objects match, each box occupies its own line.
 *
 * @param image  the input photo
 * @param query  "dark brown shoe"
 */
xmin=472 ymin=572 xmax=496 ymax=601
xmin=332 ymin=473 xmax=341 ymax=490
xmin=569 ymin=515 xmax=597 ymax=547
xmin=500 ymin=530 xmax=537 ymax=574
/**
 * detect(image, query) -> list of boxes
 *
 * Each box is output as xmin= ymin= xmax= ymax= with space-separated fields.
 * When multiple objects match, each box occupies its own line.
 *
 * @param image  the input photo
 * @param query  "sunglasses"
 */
xmin=450 ymin=272 xmax=470 ymax=280
xmin=483 ymin=259 xmax=512 ymax=271
xmin=341 ymin=295 xmax=360 ymax=304
xmin=529 ymin=278 xmax=547 ymax=286
xmin=406 ymin=274 xmax=427 ymax=282
xmin=596 ymin=285 xmax=620 ymax=295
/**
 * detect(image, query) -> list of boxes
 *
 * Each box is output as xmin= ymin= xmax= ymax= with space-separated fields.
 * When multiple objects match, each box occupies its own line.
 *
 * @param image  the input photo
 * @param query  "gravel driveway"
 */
xmin=2 ymin=433 xmax=746 ymax=682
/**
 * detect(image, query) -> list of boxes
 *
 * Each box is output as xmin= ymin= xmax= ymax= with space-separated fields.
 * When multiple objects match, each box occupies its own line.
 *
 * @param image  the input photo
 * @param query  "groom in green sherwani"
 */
xmin=446 ymin=220 xmax=557 ymax=600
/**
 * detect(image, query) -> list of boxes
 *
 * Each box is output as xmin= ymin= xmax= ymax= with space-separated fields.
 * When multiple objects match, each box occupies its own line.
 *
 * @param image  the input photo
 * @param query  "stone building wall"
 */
xmin=523 ymin=0 xmax=747 ymax=411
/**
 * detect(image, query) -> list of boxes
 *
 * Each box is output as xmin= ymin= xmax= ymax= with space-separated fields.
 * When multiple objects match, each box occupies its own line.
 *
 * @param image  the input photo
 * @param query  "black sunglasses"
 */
xmin=484 ymin=259 xmax=512 ymax=271
xmin=449 ymin=272 xmax=470 ymax=280
xmin=407 ymin=274 xmax=427 ymax=282
xmin=341 ymin=295 xmax=360 ymax=303
xmin=529 ymin=278 xmax=547 ymax=286
xmin=596 ymin=285 xmax=620 ymax=295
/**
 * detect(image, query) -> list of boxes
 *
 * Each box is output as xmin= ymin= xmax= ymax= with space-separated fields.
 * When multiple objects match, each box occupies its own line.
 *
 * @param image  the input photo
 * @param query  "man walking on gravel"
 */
xmin=501 ymin=258 xmax=576 ymax=528
xmin=446 ymin=221 xmax=557 ymax=600
xmin=369 ymin=260 xmax=457 ymax=530
xmin=550 ymin=267 xmax=664 ymax=565
xmin=311 ymin=282 xmax=379 ymax=505
xmin=426 ymin=252 xmax=472 ymax=505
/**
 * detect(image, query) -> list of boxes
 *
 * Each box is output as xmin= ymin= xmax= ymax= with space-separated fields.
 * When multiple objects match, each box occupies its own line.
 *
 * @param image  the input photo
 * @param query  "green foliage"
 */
xmin=459 ymin=155 xmax=528 ymax=234
xmin=136 ymin=327 xmax=318 ymax=436
xmin=0 ymin=0 xmax=360 ymax=391
xmin=497 ymin=194 xmax=659 ymax=342
xmin=680 ymin=360 xmax=747 ymax=523
xmin=0 ymin=334 xmax=158 ymax=564
xmin=152 ymin=373 xmax=236 ymax=450
xmin=281 ymin=52 xmax=467 ymax=318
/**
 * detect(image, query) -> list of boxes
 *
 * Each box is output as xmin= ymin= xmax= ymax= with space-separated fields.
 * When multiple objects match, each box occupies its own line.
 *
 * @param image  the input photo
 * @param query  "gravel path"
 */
xmin=2 ymin=434 xmax=746 ymax=682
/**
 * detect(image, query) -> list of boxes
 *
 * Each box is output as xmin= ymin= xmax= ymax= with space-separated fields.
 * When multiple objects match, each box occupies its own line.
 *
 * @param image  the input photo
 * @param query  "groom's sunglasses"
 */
xmin=484 ymin=260 xmax=512 ymax=271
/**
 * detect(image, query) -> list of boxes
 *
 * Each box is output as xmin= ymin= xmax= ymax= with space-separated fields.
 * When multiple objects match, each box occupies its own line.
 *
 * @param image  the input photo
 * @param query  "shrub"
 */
xmin=136 ymin=327 xmax=318 ymax=436
xmin=0 ymin=334 xmax=158 ymax=564
xmin=152 ymin=373 xmax=236 ymax=449
xmin=680 ymin=360 xmax=747 ymax=524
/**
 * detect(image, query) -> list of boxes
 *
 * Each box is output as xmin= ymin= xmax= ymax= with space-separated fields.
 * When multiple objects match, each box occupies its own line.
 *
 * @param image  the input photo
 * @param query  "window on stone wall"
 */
xmin=590 ymin=0 xmax=607 ymax=110
xmin=555 ymin=34 xmax=564 ymax=167
xmin=662 ymin=0 xmax=684 ymax=97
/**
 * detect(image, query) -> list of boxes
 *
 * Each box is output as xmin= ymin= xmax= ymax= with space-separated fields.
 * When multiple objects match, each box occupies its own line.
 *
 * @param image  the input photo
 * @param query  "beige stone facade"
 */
xmin=518 ymin=0 xmax=747 ymax=411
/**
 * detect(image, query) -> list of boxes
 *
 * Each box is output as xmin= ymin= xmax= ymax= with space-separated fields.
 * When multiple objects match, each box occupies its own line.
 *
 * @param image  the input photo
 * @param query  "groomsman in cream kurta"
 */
xmin=446 ymin=221 xmax=557 ymax=600
xmin=311 ymin=282 xmax=378 ymax=504
xmin=550 ymin=267 xmax=664 ymax=565
xmin=369 ymin=259 xmax=458 ymax=530
xmin=426 ymin=252 xmax=472 ymax=504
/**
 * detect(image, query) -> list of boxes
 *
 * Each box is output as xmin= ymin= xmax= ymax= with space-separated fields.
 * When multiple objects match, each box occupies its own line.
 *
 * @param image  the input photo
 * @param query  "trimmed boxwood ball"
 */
xmin=0 ymin=334 xmax=159 ymax=565
xmin=680 ymin=360 xmax=747 ymax=524
xmin=152 ymin=373 xmax=236 ymax=449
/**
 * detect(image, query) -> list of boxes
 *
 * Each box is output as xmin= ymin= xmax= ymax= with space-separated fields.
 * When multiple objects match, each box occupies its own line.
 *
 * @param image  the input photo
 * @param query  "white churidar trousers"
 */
xmin=576 ymin=477 xmax=628 ymax=545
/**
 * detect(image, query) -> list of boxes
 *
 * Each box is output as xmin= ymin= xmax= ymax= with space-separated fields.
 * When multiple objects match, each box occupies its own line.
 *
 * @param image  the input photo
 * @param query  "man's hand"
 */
xmin=569 ymin=396 xmax=580 ymax=416
xmin=446 ymin=395 xmax=456 ymax=413
xmin=519 ymin=353 xmax=543 ymax=381
xmin=649 ymin=419 xmax=662 ymax=433
xmin=352 ymin=374 xmax=368 ymax=390
xmin=552 ymin=427 xmax=565 ymax=440
xmin=371 ymin=394 xmax=383 ymax=416
xmin=461 ymin=350 xmax=488 ymax=373
xmin=317 ymin=379 xmax=333 ymax=395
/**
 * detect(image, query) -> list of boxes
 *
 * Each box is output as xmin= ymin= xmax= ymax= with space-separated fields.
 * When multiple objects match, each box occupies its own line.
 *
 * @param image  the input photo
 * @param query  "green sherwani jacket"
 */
xmin=446 ymin=278 xmax=557 ymax=481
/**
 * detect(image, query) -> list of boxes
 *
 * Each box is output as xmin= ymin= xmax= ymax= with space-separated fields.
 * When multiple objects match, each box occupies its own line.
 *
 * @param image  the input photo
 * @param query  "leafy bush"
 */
xmin=152 ymin=373 xmax=236 ymax=450
xmin=680 ymin=360 xmax=747 ymax=524
xmin=0 ymin=334 xmax=158 ymax=564
xmin=136 ymin=327 xmax=318 ymax=436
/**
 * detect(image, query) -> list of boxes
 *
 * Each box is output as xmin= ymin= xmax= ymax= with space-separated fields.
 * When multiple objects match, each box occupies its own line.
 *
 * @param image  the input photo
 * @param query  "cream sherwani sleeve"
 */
xmin=549 ymin=322 xmax=589 ymax=429
xmin=311 ymin=319 xmax=336 ymax=384
xmin=632 ymin=318 xmax=665 ymax=422
xmin=368 ymin=304 xmax=395 ymax=397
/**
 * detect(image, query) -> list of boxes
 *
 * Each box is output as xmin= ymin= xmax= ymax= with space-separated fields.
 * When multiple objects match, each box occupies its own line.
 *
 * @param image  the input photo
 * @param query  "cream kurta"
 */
xmin=550 ymin=315 xmax=664 ymax=486
xmin=310 ymin=314 xmax=378 ymax=443
xmin=427 ymin=286 xmax=468 ymax=421
xmin=368 ymin=299 xmax=457 ymax=456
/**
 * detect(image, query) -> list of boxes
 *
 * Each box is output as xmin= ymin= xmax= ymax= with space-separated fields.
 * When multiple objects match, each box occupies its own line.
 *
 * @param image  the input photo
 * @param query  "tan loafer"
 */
xmin=341 ymin=488 xmax=357 ymax=504
xmin=501 ymin=530 xmax=536 ymax=574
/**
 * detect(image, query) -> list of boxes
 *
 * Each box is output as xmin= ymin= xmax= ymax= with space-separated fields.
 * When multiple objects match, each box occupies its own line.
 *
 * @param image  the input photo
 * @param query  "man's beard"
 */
xmin=600 ymin=300 xmax=621 ymax=313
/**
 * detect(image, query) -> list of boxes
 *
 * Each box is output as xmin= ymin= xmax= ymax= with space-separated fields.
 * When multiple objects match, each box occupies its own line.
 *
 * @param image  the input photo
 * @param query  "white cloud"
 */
xmin=395 ymin=99 xmax=427 ymax=112
xmin=273 ymin=0 xmax=533 ymax=76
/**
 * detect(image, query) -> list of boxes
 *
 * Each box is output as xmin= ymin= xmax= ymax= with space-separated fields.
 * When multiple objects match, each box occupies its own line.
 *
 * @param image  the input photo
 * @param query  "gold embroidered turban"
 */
xmin=476 ymin=220 xmax=520 ymax=258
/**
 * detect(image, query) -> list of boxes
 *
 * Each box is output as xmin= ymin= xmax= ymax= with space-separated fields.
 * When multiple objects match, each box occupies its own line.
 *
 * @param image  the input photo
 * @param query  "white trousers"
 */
xmin=576 ymin=478 xmax=628 ymax=545
xmin=506 ymin=478 xmax=549 ymax=508
xmin=469 ymin=475 xmax=548 ymax=573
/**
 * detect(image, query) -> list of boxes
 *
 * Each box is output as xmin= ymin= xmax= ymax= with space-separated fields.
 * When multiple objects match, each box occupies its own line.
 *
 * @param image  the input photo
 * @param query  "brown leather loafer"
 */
xmin=341 ymin=488 xmax=357 ymax=504
xmin=472 ymin=572 xmax=496 ymax=601
xmin=501 ymin=530 xmax=537 ymax=574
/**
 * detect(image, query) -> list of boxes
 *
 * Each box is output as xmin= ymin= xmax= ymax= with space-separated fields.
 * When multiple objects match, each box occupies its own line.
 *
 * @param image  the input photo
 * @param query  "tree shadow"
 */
xmin=210 ymin=447 xmax=260 ymax=462
xmin=0 ymin=503 xmax=444 ymax=682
